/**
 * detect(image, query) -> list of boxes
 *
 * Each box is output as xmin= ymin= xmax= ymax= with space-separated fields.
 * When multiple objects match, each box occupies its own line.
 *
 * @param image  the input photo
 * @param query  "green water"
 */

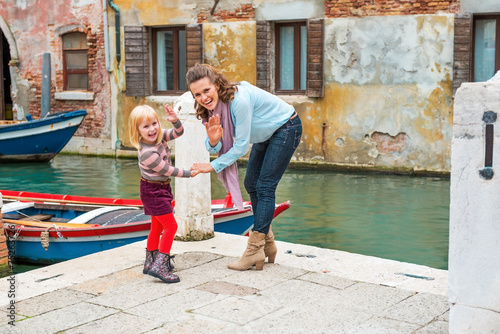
xmin=0 ymin=155 xmax=450 ymax=270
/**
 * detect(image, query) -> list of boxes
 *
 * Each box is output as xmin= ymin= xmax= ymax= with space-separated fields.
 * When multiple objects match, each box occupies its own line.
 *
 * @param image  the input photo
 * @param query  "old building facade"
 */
xmin=0 ymin=0 xmax=111 ymax=149
xmin=1 ymin=0 xmax=499 ymax=174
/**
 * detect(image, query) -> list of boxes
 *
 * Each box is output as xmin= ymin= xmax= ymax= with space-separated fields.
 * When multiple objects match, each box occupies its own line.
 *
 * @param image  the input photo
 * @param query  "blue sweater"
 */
xmin=206 ymin=81 xmax=295 ymax=173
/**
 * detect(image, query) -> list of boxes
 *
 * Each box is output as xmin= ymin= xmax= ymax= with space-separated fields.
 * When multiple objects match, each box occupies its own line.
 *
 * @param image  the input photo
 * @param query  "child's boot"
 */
xmin=143 ymin=249 xmax=158 ymax=274
xmin=148 ymin=252 xmax=180 ymax=283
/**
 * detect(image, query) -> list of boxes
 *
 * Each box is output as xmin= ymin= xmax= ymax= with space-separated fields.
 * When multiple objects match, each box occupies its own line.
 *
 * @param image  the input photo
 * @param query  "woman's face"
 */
xmin=189 ymin=77 xmax=219 ymax=111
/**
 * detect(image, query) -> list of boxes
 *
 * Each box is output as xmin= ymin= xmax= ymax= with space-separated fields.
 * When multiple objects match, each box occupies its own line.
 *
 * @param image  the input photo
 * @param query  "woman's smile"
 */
xmin=189 ymin=77 xmax=219 ymax=111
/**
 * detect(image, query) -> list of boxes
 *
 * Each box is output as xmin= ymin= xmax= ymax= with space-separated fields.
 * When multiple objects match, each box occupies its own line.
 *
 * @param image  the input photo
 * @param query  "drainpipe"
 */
xmin=103 ymin=0 xmax=110 ymax=72
xmin=107 ymin=0 xmax=121 ymax=65
xmin=107 ymin=0 xmax=120 ymax=151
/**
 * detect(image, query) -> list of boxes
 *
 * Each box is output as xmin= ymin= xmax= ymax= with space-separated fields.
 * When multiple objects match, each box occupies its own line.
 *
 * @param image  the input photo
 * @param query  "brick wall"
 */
xmin=325 ymin=0 xmax=459 ymax=17
xmin=198 ymin=4 xmax=255 ymax=23
xmin=26 ymin=23 xmax=108 ymax=139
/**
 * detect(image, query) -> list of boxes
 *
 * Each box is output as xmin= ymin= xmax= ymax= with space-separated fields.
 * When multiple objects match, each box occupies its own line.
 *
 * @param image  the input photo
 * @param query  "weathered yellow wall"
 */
xmin=203 ymin=22 xmax=257 ymax=84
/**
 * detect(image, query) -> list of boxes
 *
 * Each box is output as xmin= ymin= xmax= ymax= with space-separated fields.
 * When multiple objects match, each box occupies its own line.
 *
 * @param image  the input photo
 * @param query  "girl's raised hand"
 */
xmin=206 ymin=114 xmax=223 ymax=147
xmin=165 ymin=104 xmax=178 ymax=123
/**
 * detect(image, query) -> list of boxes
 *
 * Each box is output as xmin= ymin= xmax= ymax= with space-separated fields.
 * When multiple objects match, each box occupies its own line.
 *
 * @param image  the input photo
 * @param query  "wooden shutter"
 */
xmin=124 ymin=26 xmax=151 ymax=96
xmin=186 ymin=24 xmax=203 ymax=69
xmin=453 ymin=13 xmax=473 ymax=95
xmin=256 ymin=21 xmax=271 ymax=91
xmin=306 ymin=19 xmax=324 ymax=98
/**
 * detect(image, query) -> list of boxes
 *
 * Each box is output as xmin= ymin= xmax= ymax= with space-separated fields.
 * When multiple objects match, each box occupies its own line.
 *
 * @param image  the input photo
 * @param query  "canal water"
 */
xmin=0 ymin=155 xmax=450 ymax=271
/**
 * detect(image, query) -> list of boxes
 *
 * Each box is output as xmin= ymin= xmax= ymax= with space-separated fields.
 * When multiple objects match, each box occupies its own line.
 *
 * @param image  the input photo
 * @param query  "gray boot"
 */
xmin=148 ymin=253 xmax=180 ymax=283
xmin=143 ymin=249 xmax=158 ymax=274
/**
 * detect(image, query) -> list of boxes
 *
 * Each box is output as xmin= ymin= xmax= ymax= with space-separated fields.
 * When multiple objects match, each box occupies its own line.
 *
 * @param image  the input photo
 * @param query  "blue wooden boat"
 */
xmin=0 ymin=110 xmax=87 ymax=162
xmin=0 ymin=190 xmax=290 ymax=265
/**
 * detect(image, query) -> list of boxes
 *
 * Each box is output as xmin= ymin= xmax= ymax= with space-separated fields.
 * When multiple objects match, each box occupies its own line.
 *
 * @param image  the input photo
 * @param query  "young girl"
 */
xmin=128 ymin=104 xmax=191 ymax=283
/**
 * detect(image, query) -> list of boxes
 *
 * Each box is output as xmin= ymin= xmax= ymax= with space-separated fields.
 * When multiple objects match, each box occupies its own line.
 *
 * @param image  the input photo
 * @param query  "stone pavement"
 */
xmin=0 ymin=232 xmax=449 ymax=333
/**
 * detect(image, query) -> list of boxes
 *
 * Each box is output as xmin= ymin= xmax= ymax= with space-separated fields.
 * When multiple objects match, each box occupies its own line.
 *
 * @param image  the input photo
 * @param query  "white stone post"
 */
xmin=449 ymin=80 xmax=500 ymax=332
xmin=173 ymin=92 xmax=214 ymax=241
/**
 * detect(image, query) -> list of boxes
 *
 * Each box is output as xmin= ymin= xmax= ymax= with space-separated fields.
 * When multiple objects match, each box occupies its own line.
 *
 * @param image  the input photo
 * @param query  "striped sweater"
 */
xmin=138 ymin=120 xmax=191 ymax=181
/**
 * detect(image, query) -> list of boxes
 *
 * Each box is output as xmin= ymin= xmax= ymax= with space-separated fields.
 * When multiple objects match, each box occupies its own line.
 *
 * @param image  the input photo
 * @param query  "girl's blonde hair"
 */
xmin=128 ymin=105 xmax=162 ymax=149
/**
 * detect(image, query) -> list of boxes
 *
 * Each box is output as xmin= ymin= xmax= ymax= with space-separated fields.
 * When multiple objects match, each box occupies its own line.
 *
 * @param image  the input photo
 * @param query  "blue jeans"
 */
xmin=244 ymin=114 xmax=302 ymax=235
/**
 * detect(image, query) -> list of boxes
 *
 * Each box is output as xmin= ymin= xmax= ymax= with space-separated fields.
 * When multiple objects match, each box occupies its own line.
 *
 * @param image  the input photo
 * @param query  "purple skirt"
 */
xmin=140 ymin=179 xmax=173 ymax=216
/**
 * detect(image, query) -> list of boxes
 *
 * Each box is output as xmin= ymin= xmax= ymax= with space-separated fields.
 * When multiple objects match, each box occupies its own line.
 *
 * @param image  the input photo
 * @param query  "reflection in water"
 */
xmin=0 ymin=155 xmax=450 ymax=269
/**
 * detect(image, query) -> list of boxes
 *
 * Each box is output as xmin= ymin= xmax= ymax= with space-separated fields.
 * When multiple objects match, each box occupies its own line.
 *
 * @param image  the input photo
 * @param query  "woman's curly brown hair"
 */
xmin=186 ymin=64 xmax=238 ymax=120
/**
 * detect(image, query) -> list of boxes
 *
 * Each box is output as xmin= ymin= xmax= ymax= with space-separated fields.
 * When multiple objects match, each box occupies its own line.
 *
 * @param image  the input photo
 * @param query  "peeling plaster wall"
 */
xmin=461 ymin=0 xmax=500 ymax=13
xmin=203 ymin=21 xmax=256 ymax=83
xmin=254 ymin=0 xmax=324 ymax=20
xmin=293 ymin=14 xmax=454 ymax=172
xmin=114 ymin=0 xmax=200 ymax=25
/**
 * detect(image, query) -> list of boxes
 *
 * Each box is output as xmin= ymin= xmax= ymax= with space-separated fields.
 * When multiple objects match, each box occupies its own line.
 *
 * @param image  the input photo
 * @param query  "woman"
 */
xmin=188 ymin=64 xmax=302 ymax=271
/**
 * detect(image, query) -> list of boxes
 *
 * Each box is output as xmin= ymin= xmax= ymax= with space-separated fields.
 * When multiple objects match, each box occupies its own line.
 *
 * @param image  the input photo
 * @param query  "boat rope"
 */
xmin=40 ymin=224 xmax=64 ymax=251
xmin=40 ymin=227 xmax=51 ymax=251
xmin=12 ymin=209 xmax=45 ymax=223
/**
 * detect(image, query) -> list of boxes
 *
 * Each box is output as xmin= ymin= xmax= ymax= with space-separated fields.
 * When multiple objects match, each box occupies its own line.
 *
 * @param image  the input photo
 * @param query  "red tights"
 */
xmin=146 ymin=213 xmax=178 ymax=254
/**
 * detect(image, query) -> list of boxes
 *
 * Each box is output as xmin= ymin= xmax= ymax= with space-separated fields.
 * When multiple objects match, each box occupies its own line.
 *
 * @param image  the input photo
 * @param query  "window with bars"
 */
xmin=62 ymin=32 xmax=89 ymax=90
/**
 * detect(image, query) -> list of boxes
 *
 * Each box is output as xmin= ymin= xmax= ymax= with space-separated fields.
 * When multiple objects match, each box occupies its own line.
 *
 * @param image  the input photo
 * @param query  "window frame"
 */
xmin=472 ymin=14 xmax=500 ymax=82
xmin=62 ymin=32 xmax=89 ymax=91
xmin=151 ymin=26 xmax=187 ymax=95
xmin=275 ymin=21 xmax=307 ymax=95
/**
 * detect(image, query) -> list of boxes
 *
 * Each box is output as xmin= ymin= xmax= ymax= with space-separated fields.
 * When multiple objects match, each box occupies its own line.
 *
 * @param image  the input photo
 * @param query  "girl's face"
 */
xmin=189 ymin=77 xmax=219 ymax=111
xmin=138 ymin=116 xmax=160 ymax=145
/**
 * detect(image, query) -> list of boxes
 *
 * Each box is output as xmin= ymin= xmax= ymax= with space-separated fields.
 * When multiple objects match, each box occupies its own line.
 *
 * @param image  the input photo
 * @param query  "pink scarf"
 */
xmin=203 ymin=101 xmax=244 ymax=210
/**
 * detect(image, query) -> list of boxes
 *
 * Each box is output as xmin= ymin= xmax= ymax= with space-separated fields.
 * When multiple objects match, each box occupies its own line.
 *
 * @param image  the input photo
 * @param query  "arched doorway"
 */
xmin=0 ymin=29 xmax=12 ymax=120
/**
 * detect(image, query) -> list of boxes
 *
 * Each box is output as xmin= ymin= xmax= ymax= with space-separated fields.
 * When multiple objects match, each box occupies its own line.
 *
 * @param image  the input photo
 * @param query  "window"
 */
xmin=275 ymin=22 xmax=307 ymax=94
xmin=152 ymin=27 xmax=187 ymax=94
xmin=124 ymin=25 xmax=201 ymax=97
xmin=473 ymin=15 xmax=500 ymax=82
xmin=62 ymin=32 xmax=88 ymax=90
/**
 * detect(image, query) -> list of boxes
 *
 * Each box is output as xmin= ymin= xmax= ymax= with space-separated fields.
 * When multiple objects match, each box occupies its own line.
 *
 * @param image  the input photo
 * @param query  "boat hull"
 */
xmin=1 ymin=190 xmax=290 ymax=265
xmin=0 ymin=110 xmax=87 ymax=162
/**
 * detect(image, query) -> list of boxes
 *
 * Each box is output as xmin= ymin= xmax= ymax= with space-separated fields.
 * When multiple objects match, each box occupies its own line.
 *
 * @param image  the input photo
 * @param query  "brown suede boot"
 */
xmin=228 ymin=231 xmax=266 ymax=271
xmin=264 ymin=227 xmax=278 ymax=263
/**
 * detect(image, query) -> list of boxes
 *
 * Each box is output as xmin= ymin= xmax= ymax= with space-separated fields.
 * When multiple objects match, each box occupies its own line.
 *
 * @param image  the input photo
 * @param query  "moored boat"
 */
xmin=0 ymin=110 xmax=87 ymax=162
xmin=0 ymin=190 xmax=290 ymax=265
